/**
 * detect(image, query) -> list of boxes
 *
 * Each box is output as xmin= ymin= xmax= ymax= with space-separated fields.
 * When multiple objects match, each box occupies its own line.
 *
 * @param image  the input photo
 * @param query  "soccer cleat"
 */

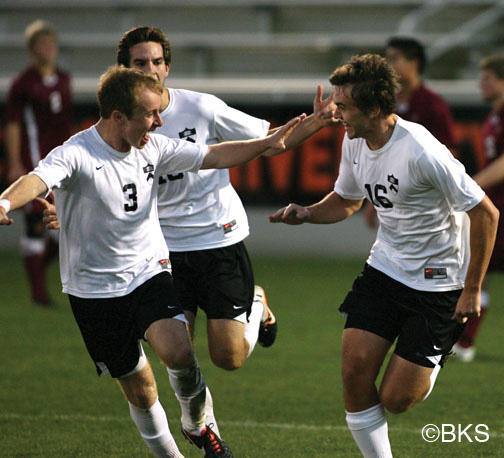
xmin=182 ymin=424 xmax=233 ymax=457
xmin=451 ymin=342 xmax=476 ymax=362
xmin=255 ymin=285 xmax=277 ymax=347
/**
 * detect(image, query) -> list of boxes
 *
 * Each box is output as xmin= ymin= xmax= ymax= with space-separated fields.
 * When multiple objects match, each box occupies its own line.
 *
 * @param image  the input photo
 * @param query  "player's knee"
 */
xmin=380 ymin=389 xmax=419 ymax=414
xmin=160 ymin=344 xmax=194 ymax=370
xmin=210 ymin=349 xmax=245 ymax=371
xmin=341 ymin=358 xmax=372 ymax=388
xmin=125 ymin=379 xmax=158 ymax=409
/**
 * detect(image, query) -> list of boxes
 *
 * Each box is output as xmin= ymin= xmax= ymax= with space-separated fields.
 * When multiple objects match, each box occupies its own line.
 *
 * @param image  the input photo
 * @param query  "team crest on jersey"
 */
xmin=387 ymin=174 xmax=399 ymax=192
xmin=143 ymin=164 xmax=155 ymax=181
xmin=179 ymin=127 xmax=196 ymax=143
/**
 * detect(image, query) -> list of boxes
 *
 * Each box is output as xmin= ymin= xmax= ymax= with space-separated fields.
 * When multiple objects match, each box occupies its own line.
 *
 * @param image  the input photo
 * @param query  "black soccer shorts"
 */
xmin=69 ymin=272 xmax=184 ymax=378
xmin=340 ymin=263 xmax=465 ymax=368
xmin=169 ymin=241 xmax=254 ymax=320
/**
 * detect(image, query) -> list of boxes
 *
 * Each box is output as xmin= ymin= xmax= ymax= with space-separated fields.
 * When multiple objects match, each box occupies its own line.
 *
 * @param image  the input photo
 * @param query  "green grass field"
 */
xmin=1 ymin=251 xmax=503 ymax=457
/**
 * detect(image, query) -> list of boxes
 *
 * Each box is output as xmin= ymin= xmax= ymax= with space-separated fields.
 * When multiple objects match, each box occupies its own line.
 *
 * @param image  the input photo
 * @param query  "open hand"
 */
xmin=266 ymin=114 xmax=307 ymax=156
xmin=314 ymin=85 xmax=339 ymax=127
xmin=269 ymin=203 xmax=310 ymax=225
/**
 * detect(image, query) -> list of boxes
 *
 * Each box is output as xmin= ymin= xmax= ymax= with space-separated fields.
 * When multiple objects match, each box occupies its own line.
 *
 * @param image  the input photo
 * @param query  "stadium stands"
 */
xmin=0 ymin=0 xmax=503 ymax=104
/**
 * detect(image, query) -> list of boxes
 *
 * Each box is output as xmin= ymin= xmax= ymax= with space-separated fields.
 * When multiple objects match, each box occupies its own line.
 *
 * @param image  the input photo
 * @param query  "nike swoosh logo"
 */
xmin=433 ymin=345 xmax=442 ymax=351
xmin=96 ymin=165 xmax=104 ymax=170
xmin=232 ymin=305 xmax=243 ymax=310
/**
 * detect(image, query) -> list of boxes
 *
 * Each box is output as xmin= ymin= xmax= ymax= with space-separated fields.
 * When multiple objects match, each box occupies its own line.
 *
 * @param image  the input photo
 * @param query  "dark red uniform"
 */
xmin=396 ymin=83 xmax=457 ymax=149
xmin=481 ymin=106 xmax=504 ymax=272
xmin=5 ymin=64 xmax=73 ymax=305
xmin=6 ymin=65 xmax=73 ymax=169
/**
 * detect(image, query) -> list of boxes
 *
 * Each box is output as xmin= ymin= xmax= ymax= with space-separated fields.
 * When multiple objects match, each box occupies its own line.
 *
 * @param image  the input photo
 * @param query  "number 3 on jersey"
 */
xmin=123 ymin=183 xmax=138 ymax=212
xmin=365 ymin=183 xmax=393 ymax=208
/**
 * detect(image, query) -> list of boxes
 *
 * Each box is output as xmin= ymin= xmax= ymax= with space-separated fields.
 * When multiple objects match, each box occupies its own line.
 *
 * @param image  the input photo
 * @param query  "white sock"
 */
xmin=129 ymin=398 xmax=183 ymax=458
xmin=167 ymin=359 xmax=206 ymax=434
xmin=422 ymin=364 xmax=441 ymax=401
xmin=346 ymin=404 xmax=393 ymax=458
xmin=243 ymin=299 xmax=264 ymax=358
xmin=204 ymin=386 xmax=221 ymax=437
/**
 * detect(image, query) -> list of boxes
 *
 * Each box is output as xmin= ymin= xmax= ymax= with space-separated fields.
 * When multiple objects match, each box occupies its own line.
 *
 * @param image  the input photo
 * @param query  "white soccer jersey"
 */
xmin=30 ymin=126 xmax=207 ymax=298
xmin=155 ymin=88 xmax=270 ymax=251
xmin=334 ymin=116 xmax=485 ymax=292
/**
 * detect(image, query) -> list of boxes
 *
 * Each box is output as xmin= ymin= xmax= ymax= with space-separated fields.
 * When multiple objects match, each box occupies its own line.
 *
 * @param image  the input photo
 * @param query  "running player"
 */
xmin=0 ymin=66 xmax=304 ymax=457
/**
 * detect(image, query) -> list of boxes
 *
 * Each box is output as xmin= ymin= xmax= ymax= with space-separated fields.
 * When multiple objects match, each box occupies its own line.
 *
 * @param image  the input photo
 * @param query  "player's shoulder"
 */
xmin=416 ymin=83 xmax=449 ymax=107
xmin=170 ymin=87 xmax=223 ymax=104
xmin=56 ymin=67 xmax=71 ymax=82
xmin=396 ymin=116 xmax=435 ymax=144
xmin=9 ymin=65 xmax=38 ymax=88
xmin=394 ymin=117 xmax=449 ymax=161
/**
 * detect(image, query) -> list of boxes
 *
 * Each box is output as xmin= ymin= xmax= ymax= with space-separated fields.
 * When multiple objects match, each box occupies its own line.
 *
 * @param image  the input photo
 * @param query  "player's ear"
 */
xmin=111 ymin=110 xmax=127 ymax=124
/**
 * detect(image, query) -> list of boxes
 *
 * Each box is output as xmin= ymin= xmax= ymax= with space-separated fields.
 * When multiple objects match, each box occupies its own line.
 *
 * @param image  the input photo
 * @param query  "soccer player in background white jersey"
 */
xmin=270 ymin=54 xmax=499 ymax=458
xmin=0 ymin=66 xmax=305 ymax=458
xmin=115 ymin=26 xmax=337 ymax=373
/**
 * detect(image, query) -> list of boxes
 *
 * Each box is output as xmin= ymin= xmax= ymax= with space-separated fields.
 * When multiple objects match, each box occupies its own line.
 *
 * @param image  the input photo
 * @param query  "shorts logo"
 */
xmin=159 ymin=259 xmax=171 ymax=270
xmin=424 ymin=267 xmax=447 ymax=279
xmin=223 ymin=219 xmax=237 ymax=234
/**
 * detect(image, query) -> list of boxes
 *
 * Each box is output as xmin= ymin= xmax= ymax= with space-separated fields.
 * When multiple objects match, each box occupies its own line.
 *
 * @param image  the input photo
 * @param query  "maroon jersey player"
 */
xmin=5 ymin=20 xmax=73 ymax=306
xmin=453 ymin=55 xmax=504 ymax=361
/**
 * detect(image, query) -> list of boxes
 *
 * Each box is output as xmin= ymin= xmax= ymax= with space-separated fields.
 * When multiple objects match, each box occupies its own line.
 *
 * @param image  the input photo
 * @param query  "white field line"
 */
xmin=1 ymin=413 xmax=503 ymax=438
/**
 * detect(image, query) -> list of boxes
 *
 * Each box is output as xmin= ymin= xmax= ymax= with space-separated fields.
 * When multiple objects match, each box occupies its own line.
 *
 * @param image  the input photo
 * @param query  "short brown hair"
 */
xmin=329 ymin=54 xmax=398 ymax=116
xmin=117 ymin=26 xmax=171 ymax=67
xmin=480 ymin=55 xmax=504 ymax=80
xmin=25 ymin=19 xmax=57 ymax=51
xmin=97 ymin=66 xmax=163 ymax=119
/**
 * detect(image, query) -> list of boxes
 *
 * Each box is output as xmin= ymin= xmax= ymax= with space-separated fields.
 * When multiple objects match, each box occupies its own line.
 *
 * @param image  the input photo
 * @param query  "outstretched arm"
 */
xmin=452 ymin=195 xmax=499 ymax=323
xmin=0 ymin=174 xmax=48 ymax=225
xmin=202 ymin=114 xmax=305 ymax=169
xmin=269 ymin=191 xmax=363 ymax=225
xmin=263 ymin=85 xmax=339 ymax=156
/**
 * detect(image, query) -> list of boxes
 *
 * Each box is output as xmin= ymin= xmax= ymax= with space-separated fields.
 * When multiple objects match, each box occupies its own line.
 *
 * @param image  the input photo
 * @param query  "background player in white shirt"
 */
xmin=0 ymin=66 xmax=304 ymax=458
xmin=114 ymin=26 xmax=338 ymax=375
xmin=270 ymin=54 xmax=499 ymax=458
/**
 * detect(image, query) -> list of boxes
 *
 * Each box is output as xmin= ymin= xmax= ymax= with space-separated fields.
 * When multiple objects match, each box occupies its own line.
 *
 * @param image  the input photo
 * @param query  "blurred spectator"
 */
xmin=453 ymin=55 xmax=504 ymax=362
xmin=5 ymin=20 xmax=73 ymax=306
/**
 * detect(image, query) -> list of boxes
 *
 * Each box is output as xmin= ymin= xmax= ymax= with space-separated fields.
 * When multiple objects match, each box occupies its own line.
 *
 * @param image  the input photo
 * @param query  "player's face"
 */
xmin=31 ymin=34 xmax=59 ymax=66
xmin=122 ymin=88 xmax=163 ymax=150
xmin=385 ymin=47 xmax=415 ymax=83
xmin=479 ymin=69 xmax=504 ymax=103
xmin=332 ymin=85 xmax=372 ymax=140
xmin=129 ymin=42 xmax=170 ymax=86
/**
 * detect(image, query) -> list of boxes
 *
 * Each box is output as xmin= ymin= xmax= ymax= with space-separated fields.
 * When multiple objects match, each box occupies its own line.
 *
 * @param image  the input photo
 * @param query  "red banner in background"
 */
xmin=0 ymin=106 xmax=489 ymax=203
